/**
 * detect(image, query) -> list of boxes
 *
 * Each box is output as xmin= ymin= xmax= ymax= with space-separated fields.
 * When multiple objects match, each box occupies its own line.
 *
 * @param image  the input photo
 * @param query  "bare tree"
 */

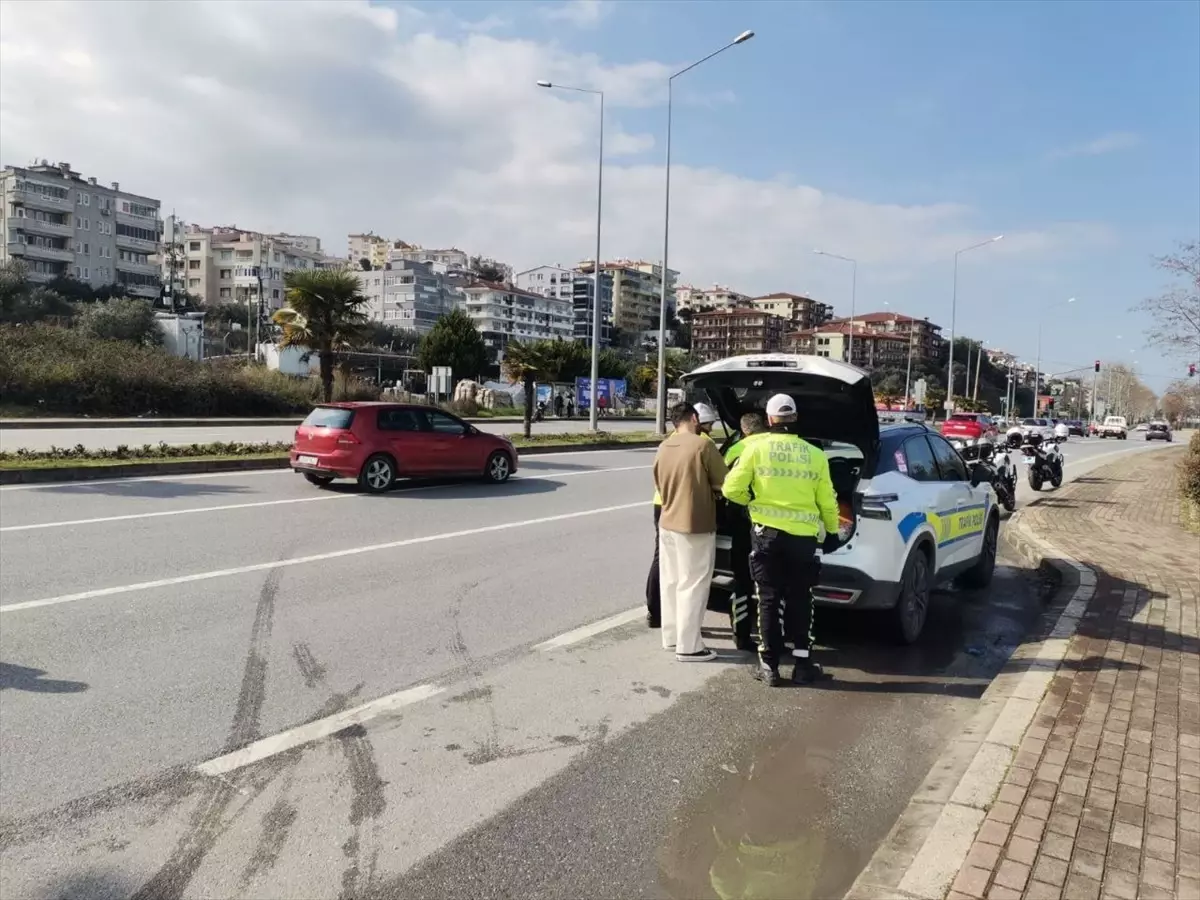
xmin=1137 ymin=241 xmax=1200 ymax=362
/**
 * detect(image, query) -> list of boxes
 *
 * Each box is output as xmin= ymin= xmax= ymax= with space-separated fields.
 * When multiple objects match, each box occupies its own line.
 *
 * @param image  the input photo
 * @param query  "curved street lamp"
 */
xmin=655 ymin=30 xmax=756 ymax=436
xmin=947 ymin=235 xmax=1003 ymax=409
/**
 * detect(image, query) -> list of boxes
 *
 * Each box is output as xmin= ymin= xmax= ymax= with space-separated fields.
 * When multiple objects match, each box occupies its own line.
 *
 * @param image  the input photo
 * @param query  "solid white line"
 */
xmin=196 ymin=683 xmax=444 ymax=776
xmin=0 ymin=502 xmax=645 ymax=614
xmin=534 ymin=606 xmax=645 ymax=651
xmin=0 ymin=493 xmax=354 ymax=533
xmin=0 ymin=465 xmax=651 ymax=533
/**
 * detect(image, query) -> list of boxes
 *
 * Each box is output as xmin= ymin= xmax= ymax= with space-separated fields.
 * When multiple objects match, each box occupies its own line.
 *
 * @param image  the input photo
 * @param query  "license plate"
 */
xmin=1024 ymin=458 xmax=1035 ymax=465
xmin=297 ymin=455 xmax=318 ymax=466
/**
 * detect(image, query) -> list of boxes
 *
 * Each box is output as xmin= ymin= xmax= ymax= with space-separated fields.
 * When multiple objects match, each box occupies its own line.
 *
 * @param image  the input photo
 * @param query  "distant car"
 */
xmin=1066 ymin=420 xmax=1086 ymax=436
xmin=1020 ymin=418 xmax=1055 ymax=442
xmin=1146 ymin=422 xmax=1173 ymax=442
xmin=1099 ymin=416 xmax=1129 ymax=439
xmin=940 ymin=413 xmax=1001 ymax=449
xmin=290 ymin=402 xmax=517 ymax=492
xmin=1135 ymin=423 xmax=1149 ymax=432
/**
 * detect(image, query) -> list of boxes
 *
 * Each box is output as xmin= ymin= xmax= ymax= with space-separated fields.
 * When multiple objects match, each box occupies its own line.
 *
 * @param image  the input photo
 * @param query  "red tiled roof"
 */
xmin=828 ymin=311 xmax=942 ymax=329
xmin=789 ymin=323 xmax=909 ymax=341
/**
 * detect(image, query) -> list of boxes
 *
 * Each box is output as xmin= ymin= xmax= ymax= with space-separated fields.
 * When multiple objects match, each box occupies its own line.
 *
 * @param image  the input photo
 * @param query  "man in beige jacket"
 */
xmin=653 ymin=402 xmax=729 ymax=661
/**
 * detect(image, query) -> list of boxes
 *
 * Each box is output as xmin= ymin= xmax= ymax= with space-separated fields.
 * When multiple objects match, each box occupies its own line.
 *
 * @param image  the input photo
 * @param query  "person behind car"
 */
xmin=653 ymin=402 xmax=729 ymax=661
xmin=722 ymin=394 xmax=839 ymax=686
xmin=647 ymin=402 xmax=721 ymax=629
xmin=723 ymin=412 xmax=768 ymax=651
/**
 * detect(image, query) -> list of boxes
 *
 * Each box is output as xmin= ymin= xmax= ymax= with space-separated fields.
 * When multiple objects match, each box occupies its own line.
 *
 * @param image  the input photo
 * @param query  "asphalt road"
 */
xmin=0 ymin=418 xmax=656 ymax=452
xmin=0 ymin=438 xmax=1175 ymax=899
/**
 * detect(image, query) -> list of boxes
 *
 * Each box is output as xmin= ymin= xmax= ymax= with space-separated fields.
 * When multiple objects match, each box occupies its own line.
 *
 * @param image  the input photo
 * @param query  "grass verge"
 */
xmin=0 ymin=453 xmax=290 ymax=471
xmin=508 ymin=430 xmax=661 ymax=448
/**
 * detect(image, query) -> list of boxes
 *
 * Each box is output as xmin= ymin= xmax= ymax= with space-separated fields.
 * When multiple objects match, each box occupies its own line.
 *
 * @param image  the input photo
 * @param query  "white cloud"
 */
xmin=540 ymin=0 xmax=610 ymax=28
xmin=1051 ymin=131 xmax=1143 ymax=159
xmin=0 ymin=0 xmax=1108 ymax=306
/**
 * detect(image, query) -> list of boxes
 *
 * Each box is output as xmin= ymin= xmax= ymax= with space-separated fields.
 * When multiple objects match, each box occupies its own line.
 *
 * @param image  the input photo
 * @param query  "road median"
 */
xmin=0 ymin=434 xmax=661 ymax=484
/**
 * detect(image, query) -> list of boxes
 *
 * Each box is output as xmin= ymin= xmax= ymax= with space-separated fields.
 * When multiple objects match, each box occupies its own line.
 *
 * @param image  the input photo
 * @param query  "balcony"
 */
xmin=10 ymin=188 xmax=70 ymax=211
xmin=9 ymin=216 xmax=72 ymax=238
xmin=8 ymin=241 xmax=74 ymax=263
xmin=124 ymin=284 xmax=160 ymax=299
xmin=115 ymin=231 xmax=157 ymax=252
xmin=120 ymin=258 xmax=159 ymax=275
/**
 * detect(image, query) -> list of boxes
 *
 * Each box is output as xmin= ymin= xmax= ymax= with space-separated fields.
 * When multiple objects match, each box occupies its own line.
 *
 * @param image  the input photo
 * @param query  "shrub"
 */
xmin=1181 ymin=431 xmax=1200 ymax=505
xmin=0 ymin=324 xmax=379 ymax=417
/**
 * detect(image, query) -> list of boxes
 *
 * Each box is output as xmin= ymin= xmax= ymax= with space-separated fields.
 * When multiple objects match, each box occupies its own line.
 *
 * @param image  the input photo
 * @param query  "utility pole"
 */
xmin=903 ymin=328 xmax=914 ymax=410
xmin=973 ymin=341 xmax=984 ymax=402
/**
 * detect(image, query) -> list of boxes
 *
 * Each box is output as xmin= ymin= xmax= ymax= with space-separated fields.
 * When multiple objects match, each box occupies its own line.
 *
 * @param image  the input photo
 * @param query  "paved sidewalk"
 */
xmin=951 ymin=449 xmax=1200 ymax=900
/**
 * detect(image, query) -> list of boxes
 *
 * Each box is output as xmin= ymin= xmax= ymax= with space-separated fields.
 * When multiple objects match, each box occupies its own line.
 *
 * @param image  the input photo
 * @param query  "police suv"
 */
xmin=682 ymin=354 xmax=1001 ymax=644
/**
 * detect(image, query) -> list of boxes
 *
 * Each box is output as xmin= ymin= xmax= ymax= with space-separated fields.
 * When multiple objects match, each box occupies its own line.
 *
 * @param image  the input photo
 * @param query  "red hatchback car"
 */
xmin=940 ymin=412 xmax=1000 ymax=445
xmin=290 ymin=402 xmax=518 ymax=492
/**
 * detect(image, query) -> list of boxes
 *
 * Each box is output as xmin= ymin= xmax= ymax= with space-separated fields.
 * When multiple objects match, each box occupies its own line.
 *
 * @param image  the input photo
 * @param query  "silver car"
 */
xmin=1021 ymin=418 xmax=1055 ymax=442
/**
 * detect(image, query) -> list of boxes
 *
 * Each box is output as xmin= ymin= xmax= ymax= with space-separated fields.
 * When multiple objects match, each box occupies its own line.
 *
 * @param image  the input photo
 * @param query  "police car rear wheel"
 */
xmin=894 ymin=548 xmax=932 ymax=644
xmin=957 ymin=516 xmax=998 ymax=590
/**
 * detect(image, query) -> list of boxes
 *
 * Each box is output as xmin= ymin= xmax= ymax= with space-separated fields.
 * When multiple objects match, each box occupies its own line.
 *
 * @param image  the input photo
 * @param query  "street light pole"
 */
xmin=903 ymin=329 xmax=915 ymax=409
xmin=948 ymin=235 xmax=1003 ymax=410
xmin=537 ymin=80 xmax=605 ymax=432
xmin=655 ymin=30 xmax=755 ymax=436
xmin=973 ymin=340 xmax=985 ymax=402
xmin=813 ymin=250 xmax=857 ymax=362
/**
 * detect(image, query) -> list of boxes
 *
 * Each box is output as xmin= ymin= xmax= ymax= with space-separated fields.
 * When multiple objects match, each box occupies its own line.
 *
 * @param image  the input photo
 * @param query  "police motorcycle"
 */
xmin=1016 ymin=429 xmax=1064 ymax=491
xmin=948 ymin=434 xmax=1016 ymax=512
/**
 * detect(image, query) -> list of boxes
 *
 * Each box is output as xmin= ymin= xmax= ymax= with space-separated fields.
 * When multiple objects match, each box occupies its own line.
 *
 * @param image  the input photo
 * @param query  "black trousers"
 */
xmin=748 ymin=527 xmax=819 ymax=668
xmin=646 ymin=505 xmax=662 ymax=623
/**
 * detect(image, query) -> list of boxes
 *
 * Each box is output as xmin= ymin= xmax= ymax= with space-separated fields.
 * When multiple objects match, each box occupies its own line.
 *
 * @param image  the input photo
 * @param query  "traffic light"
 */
xmin=1094 ymin=360 xmax=1101 ymax=373
xmin=1048 ymin=398 xmax=1055 ymax=411
xmin=1191 ymin=364 xmax=1196 ymax=378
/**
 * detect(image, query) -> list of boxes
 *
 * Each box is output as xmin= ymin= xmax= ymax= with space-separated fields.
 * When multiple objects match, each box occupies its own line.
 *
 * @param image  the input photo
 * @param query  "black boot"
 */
xmin=791 ymin=659 xmax=824 ymax=685
xmin=753 ymin=661 xmax=782 ymax=687
xmin=646 ymin=613 xmax=661 ymax=629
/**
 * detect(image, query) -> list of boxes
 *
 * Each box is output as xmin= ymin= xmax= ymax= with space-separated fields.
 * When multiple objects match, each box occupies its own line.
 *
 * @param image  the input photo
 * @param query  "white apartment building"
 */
xmin=348 ymin=233 xmax=390 ymax=270
xmin=460 ymin=281 xmax=573 ymax=362
xmin=0 ymin=160 xmax=161 ymax=299
xmin=675 ymin=283 xmax=750 ymax=313
xmin=354 ymin=261 xmax=459 ymax=334
xmin=513 ymin=264 xmax=613 ymax=346
xmin=164 ymin=225 xmax=325 ymax=310
xmin=389 ymin=241 xmax=470 ymax=271
xmin=577 ymin=258 xmax=678 ymax=335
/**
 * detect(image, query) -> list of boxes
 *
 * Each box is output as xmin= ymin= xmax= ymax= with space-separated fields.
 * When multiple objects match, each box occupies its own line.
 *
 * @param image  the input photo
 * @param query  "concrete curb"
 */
xmin=844 ymin=510 xmax=1096 ymax=900
xmin=0 ymin=441 xmax=660 ymax=485
xmin=0 ymin=416 xmax=658 ymax=430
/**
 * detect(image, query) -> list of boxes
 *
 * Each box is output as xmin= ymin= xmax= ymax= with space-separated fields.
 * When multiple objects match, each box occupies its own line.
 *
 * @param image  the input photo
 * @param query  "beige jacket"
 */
xmin=653 ymin=431 xmax=728 ymax=533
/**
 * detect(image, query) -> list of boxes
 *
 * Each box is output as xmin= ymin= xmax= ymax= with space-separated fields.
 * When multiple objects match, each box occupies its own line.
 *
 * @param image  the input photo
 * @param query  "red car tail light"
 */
xmin=336 ymin=432 xmax=360 ymax=446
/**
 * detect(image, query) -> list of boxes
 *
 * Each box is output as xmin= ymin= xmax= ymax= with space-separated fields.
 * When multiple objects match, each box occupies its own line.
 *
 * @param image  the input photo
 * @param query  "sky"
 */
xmin=0 ymin=0 xmax=1196 ymax=391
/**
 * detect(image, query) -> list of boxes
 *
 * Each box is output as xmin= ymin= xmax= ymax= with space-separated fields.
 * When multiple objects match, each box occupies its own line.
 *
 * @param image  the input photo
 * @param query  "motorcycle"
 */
xmin=1020 ymin=432 xmax=1064 ymax=491
xmin=979 ymin=442 xmax=1017 ymax=512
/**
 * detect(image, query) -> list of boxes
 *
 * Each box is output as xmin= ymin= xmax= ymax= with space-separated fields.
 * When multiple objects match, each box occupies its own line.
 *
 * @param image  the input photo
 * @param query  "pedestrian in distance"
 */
xmin=566 ymin=396 xmax=574 ymax=418
xmin=722 ymin=394 xmax=840 ymax=686
xmin=647 ymin=401 xmax=721 ymax=629
xmin=653 ymin=402 xmax=729 ymax=661
xmin=554 ymin=392 xmax=564 ymax=418
xmin=723 ymin=411 xmax=768 ymax=651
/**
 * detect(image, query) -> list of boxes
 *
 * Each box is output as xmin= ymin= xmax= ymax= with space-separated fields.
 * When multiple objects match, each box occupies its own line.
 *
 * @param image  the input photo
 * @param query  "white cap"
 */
xmin=766 ymin=393 xmax=797 ymax=417
xmin=694 ymin=402 xmax=718 ymax=425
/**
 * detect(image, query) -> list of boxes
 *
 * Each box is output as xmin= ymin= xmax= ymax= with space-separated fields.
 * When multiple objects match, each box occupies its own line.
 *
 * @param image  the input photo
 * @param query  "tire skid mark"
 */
xmin=131 ymin=569 xmax=286 ymax=900
xmin=292 ymin=641 xmax=327 ymax=689
xmin=334 ymin=723 xmax=387 ymax=899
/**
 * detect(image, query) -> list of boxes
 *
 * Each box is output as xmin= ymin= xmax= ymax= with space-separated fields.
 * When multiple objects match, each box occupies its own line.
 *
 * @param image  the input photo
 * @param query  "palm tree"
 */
xmin=502 ymin=339 xmax=550 ymax=438
xmin=273 ymin=269 xmax=369 ymax=402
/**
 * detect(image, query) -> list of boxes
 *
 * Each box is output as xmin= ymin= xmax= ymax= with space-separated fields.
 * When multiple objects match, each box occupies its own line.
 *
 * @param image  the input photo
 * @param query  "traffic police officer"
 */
xmin=647 ymin=402 xmax=720 ymax=628
xmin=722 ymin=394 xmax=840 ymax=686
xmin=722 ymin=411 xmax=768 ymax=650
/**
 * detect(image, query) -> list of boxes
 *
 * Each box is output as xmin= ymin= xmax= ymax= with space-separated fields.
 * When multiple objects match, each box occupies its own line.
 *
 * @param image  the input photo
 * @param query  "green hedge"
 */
xmin=0 ymin=324 xmax=378 ymax=416
xmin=0 ymin=441 xmax=291 ymax=464
xmin=1181 ymin=431 xmax=1200 ymax=505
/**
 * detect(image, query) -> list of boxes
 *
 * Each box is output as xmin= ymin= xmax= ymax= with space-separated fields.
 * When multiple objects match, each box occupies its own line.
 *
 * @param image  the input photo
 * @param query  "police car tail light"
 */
xmin=837 ymin=500 xmax=855 ymax=541
xmin=859 ymin=493 xmax=897 ymax=521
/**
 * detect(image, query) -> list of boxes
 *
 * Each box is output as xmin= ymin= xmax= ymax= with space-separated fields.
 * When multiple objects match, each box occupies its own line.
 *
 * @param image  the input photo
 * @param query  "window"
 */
xmin=188 ymin=259 xmax=200 ymax=270
xmin=220 ymin=269 xmax=231 ymax=279
xmin=120 ymin=200 xmax=157 ymax=218
xmin=424 ymin=411 xmax=466 ymax=435
xmin=928 ymin=435 xmax=969 ymax=482
xmin=116 ymin=222 xmax=155 ymax=242
xmin=189 ymin=241 xmax=201 ymax=252
xmin=83 ymin=243 xmax=89 ymax=255
xmin=378 ymin=408 xmax=422 ymax=432
xmin=902 ymin=436 xmax=939 ymax=482
xmin=220 ymin=250 xmax=233 ymax=261
xmin=272 ymin=289 xmax=280 ymax=299
xmin=82 ymin=267 xmax=89 ymax=279
xmin=236 ymin=250 xmax=253 ymax=259
xmin=302 ymin=407 xmax=355 ymax=429
xmin=219 ymin=287 xmax=232 ymax=298
xmin=74 ymin=266 xmax=81 ymax=278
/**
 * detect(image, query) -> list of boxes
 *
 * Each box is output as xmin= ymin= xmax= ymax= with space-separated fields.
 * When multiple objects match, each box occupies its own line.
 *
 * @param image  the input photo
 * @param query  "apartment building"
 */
xmin=348 ymin=233 xmax=390 ymax=270
xmin=751 ymin=292 xmax=834 ymax=331
xmin=0 ymin=160 xmax=161 ymax=299
xmin=675 ymin=283 xmax=749 ymax=313
xmin=691 ymin=307 xmax=787 ymax=362
xmin=577 ymin=258 xmax=678 ymax=335
xmin=460 ymin=281 xmax=573 ymax=362
xmin=164 ymin=225 xmax=325 ymax=310
xmin=513 ymin=265 xmax=613 ymax=346
xmin=389 ymin=241 xmax=471 ymax=271
xmin=354 ymin=260 xmax=458 ymax=334
xmin=789 ymin=322 xmax=910 ymax=369
xmin=828 ymin=312 xmax=945 ymax=362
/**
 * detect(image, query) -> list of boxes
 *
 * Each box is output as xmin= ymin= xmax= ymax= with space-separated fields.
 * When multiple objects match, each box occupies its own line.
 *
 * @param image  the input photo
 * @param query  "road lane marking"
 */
xmin=0 ymin=493 xmax=355 ymax=533
xmin=196 ymin=683 xmax=444 ymax=776
xmin=0 ymin=466 xmax=651 ymax=532
xmin=534 ymin=607 xmax=645 ymax=651
xmin=0 ymin=501 xmax=645 ymax=614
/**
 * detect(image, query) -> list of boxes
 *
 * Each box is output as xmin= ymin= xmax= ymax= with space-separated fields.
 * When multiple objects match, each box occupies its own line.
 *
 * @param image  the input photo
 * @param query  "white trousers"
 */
xmin=658 ymin=529 xmax=716 ymax=654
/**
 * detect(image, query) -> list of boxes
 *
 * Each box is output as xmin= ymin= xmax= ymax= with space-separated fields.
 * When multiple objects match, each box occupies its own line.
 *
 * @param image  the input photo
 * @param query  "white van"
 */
xmin=1098 ymin=415 xmax=1128 ymax=439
